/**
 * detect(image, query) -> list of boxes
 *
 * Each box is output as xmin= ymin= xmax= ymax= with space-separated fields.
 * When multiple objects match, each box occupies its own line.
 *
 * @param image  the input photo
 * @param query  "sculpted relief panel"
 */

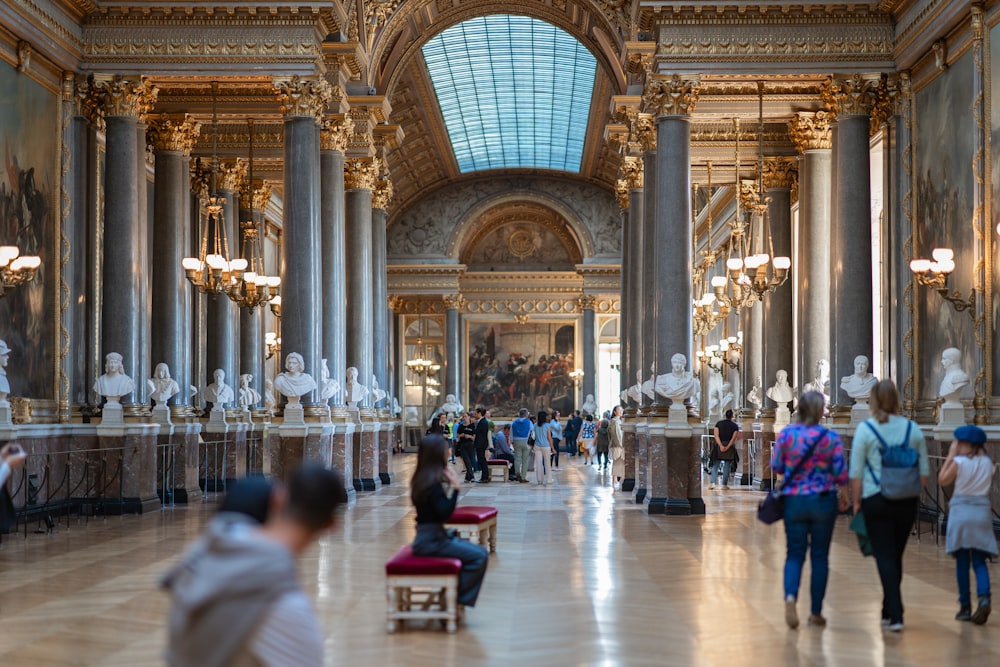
xmin=387 ymin=176 xmax=620 ymax=260
xmin=464 ymin=220 xmax=577 ymax=269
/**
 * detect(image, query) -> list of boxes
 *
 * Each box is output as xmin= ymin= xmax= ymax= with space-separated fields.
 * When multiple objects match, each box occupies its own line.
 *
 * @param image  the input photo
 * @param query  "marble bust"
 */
xmin=264 ymin=378 xmax=276 ymax=414
xmin=625 ymin=370 xmax=643 ymax=404
xmin=204 ymin=369 xmax=235 ymax=409
xmin=654 ymin=353 xmax=699 ymax=402
xmin=841 ymin=355 xmax=878 ymax=401
xmin=803 ymin=359 xmax=831 ymax=404
xmin=641 ymin=364 xmax=657 ymax=401
xmin=710 ymin=382 xmax=735 ymax=416
xmin=319 ymin=359 xmax=341 ymax=402
xmin=371 ymin=375 xmax=387 ymax=405
xmin=343 ymin=366 xmax=369 ymax=407
xmin=392 ymin=397 xmax=402 ymax=416
xmin=747 ymin=375 xmax=763 ymax=409
xmin=94 ymin=352 xmax=135 ymax=403
xmin=766 ymin=369 xmax=795 ymax=406
xmin=581 ymin=393 xmax=598 ymax=415
xmin=440 ymin=393 xmax=464 ymax=415
xmin=0 ymin=339 xmax=10 ymax=404
xmin=274 ymin=352 xmax=318 ymax=404
xmin=147 ymin=363 xmax=180 ymax=406
xmin=938 ymin=347 xmax=969 ymax=407
xmin=238 ymin=373 xmax=261 ymax=409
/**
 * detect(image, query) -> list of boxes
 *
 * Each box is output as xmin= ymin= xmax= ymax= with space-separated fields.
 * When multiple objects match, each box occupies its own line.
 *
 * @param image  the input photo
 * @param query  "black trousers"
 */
xmin=461 ymin=443 xmax=477 ymax=481
xmin=476 ymin=447 xmax=490 ymax=481
xmin=861 ymin=493 xmax=919 ymax=623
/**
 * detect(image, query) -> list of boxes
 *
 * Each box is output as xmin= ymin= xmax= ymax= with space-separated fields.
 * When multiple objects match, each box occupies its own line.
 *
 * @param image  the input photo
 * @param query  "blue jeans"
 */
xmin=783 ymin=493 xmax=838 ymax=615
xmin=710 ymin=459 xmax=732 ymax=485
xmin=955 ymin=548 xmax=992 ymax=606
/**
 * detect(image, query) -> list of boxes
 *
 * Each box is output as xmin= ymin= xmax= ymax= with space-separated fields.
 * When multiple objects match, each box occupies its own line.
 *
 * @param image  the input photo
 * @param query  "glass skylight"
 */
xmin=421 ymin=15 xmax=598 ymax=173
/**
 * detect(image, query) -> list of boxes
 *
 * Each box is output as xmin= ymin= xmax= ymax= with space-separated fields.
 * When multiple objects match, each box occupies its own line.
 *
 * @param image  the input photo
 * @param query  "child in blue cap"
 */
xmin=938 ymin=424 xmax=996 ymax=624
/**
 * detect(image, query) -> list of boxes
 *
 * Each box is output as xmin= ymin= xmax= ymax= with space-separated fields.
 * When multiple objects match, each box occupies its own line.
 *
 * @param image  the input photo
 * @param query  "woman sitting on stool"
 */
xmin=410 ymin=436 xmax=489 ymax=609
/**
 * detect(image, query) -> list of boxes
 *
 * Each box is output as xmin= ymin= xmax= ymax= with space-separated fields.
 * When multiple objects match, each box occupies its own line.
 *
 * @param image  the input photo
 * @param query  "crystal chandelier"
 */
xmin=692 ymin=162 xmax=727 ymax=336
xmin=0 ymin=246 xmax=41 ymax=298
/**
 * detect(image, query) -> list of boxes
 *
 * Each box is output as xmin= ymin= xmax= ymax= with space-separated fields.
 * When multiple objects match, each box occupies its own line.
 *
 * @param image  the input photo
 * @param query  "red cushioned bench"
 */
xmin=385 ymin=545 xmax=462 ymax=633
xmin=445 ymin=505 xmax=498 ymax=553
xmin=487 ymin=458 xmax=510 ymax=482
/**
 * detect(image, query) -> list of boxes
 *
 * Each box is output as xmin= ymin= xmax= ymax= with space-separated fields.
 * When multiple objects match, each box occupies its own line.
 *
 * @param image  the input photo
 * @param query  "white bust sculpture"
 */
xmin=204 ymin=369 xmax=235 ymax=409
xmin=938 ymin=347 xmax=969 ymax=407
xmin=94 ymin=352 xmax=135 ymax=404
xmin=654 ymin=353 xmax=699 ymax=403
xmin=747 ymin=375 xmax=763 ymax=409
xmin=147 ymin=362 xmax=180 ymax=406
xmin=710 ymin=382 xmax=735 ymax=415
xmin=238 ymin=373 xmax=261 ymax=409
xmin=344 ymin=366 xmax=369 ymax=407
xmin=803 ymin=359 xmax=831 ymax=404
xmin=264 ymin=378 xmax=276 ymax=414
xmin=766 ymin=369 xmax=795 ymax=406
xmin=371 ymin=375 xmax=387 ymax=405
xmin=440 ymin=393 xmax=464 ymax=414
xmin=625 ymin=370 xmax=643 ymax=404
xmin=392 ymin=396 xmax=402 ymax=416
xmin=581 ymin=393 xmax=598 ymax=414
xmin=274 ymin=352 xmax=318 ymax=405
xmin=319 ymin=359 xmax=341 ymax=402
xmin=841 ymin=355 xmax=878 ymax=401
xmin=0 ymin=340 xmax=11 ymax=404
xmin=641 ymin=364 xmax=656 ymax=401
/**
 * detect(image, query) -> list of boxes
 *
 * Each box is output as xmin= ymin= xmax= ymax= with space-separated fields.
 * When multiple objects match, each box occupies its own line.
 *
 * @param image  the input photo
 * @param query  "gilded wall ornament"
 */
xmin=621 ymin=156 xmax=644 ymax=190
xmin=321 ymin=116 xmax=354 ymax=152
xmin=219 ymin=160 xmax=247 ymax=192
xmin=253 ymin=182 xmax=273 ymax=211
xmin=577 ymin=294 xmax=597 ymax=311
xmin=273 ymin=76 xmax=332 ymax=119
xmin=442 ymin=294 xmax=465 ymax=311
xmin=373 ymin=178 xmax=394 ymax=211
xmin=642 ymin=74 xmax=700 ymax=118
xmin=344 ymin=158 xmax=378 ymax=190
xmin=92 ymin=74 xmax=158 ymax=120
xmin=615 ymin=179 xmax=630 ymax=210
xmin=16 ymin=40 xmax=31 ymax=73
xmin=508 ymin=228 xmax=543 ymax=258
xmin=824 ymin=73 xmax=882 ymax=117
xmin=147 ymin=114 xmax=201 ymax=155
xmin=631 ymin=114 xmax=656 ymax=151
xmin=365 ymin=0 xmax=402 ymax=32
xmin=788 ymin=111 xmax=832 ymax=153
xmin=762 ymin=157 xmax=798 ymax=191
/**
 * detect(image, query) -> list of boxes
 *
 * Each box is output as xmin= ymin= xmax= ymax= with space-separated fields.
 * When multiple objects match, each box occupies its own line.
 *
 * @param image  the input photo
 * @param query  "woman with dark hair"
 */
xmin=532 ymin=411 xmax=554 ymax=485
xmin=849 ymin=379 xmax=929 ymax=632
xmin=410 ymin=436 xmax=489 ymax=608
xmin=770 ymin=391 xmax=848 ymax=629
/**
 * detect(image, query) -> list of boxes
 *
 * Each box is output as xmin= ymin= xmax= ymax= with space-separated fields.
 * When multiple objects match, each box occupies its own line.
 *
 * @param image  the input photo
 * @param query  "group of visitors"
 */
xmin=769 ymin=379 xmax=994 ymax=632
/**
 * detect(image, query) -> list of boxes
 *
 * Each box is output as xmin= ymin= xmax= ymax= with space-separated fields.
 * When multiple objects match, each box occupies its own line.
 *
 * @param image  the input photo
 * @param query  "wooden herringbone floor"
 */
xmin=0 ymin=454 xmax=995 ymax=666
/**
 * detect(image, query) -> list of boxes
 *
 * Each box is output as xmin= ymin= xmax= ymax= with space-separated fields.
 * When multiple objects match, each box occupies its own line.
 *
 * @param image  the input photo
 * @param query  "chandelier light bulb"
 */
xmin=267 ymin=276 xmax=281 ymax=288
xmin=727 ymin=257 xmax=743 ymax=272
xmin=773 ymin=256 xmax=791 ymax=270
xmin=909 ymin=259 xmax=931 ymax=273
xmin=711 ymin=275 xmax=727 ymax=288
xmin=931 ymin=247 xmax=954 ymax=263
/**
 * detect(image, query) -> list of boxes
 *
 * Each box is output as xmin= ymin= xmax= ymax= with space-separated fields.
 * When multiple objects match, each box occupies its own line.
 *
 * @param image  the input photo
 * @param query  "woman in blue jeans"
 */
xmin=771 ymin=391 xmax=849 ymax=629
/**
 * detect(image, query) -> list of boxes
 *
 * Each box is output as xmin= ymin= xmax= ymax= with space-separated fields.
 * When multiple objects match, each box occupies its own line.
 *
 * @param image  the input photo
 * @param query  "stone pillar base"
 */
xmin=938 ymin=403 xmax=964 ymax=428
xmin=0 ymin=403 xmax=11 ymax=425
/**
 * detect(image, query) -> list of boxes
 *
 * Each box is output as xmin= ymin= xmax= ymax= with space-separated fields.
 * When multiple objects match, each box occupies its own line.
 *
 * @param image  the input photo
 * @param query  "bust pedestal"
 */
xmin=102 ymin=401 xmax=124 ymax=425
xmin=152 ymin=404 xmax=171 ymax=425
xmin=668 ymin=404 xmax=688 ymax=427
xmin=284 ymin=402 xmax=305 ymax=425
xmin=774 ymin=406 xmax=791 ymax=429
xmin=938 ymin=401 xmax=965 ymax=427
xmin=850 ymin=400 xmax=870 ymax=425
xmin=0 ymin=400 xmax=11 ymax=425
xmin=209 ymin=406 xmax=227 ymax=425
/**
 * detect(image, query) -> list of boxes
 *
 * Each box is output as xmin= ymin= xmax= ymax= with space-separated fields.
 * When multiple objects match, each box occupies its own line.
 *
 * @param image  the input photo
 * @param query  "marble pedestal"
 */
xmin=284 ymin=403 xmax=305 ymax=425
xmin=850 ymin=401 xmax=870 ymax=425
xmin=152 ymin=404 xmax=171 ymax=425
xmin=754 ymin=413 xmax=779 ymax=491
xmin=101 ymin=402 xmax=124 ymax=425
xmin=330 ymin=409 xmax=356 ymax=494
xmin=353 ymin=408 xmax=379 ymax=491
xmin=201 ymin=421 xmax=249 ymax=492
xmin=621 ymin=414 xmax=637 ymax=493
xmin=96 ymin=423 xmax=162 ymax=514
xmin=0 ymin=402 xmax=12 ymax=426
xmin=268 ymin=420 xmax=334 ymax=482
xmin=156 ymin=422 xmax=203 ymax=504
xmin=938 ymin=402 xmax=965 ymax=428
xmin=378 ymin=418 xmax=395 ymax=485
xmin=633 ymin=412 xmax=649 ymax=505
xmin=645 ymin=413 xmax=703 ymax=515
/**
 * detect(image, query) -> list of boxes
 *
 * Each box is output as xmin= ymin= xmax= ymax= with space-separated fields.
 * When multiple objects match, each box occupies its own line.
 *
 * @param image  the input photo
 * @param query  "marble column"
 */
xmin=443 ymin=295 xmax=463 ymax=401
xmin=345 ymin=159 xmax=378 ymax=408
xmin=274 ymin=77 xmax=330 ymax=405
xmin=789 ymin=112 xmax=833 ymax=391
xmin=761 ymin=158 xmax=796 ymax=408
xmin=136 ymin=121 xmax=151 ymax=404
xmin=888 ymin=75 xmax=915 ymax=411
xmin=64 ymin=75 xmax=90 ymax=410
xmin=94 ymin=75 xmax=157 ymax=403
xmin=205 ymin=168 xmax=241 ymax=399
xmin=641 ymin=147 xmax=657 ymax=402
xmin=580 ymin=295 xmax=596 ymax=404
xmin=238 ymin=201 xmax=266 ymax=408
xmin=625 ymin=160 xmax=645 ymax=409
xmin=148 ymin=114 xmax=200 ymax=411
xmin=372 ymin=183 xmax=391 ymax=406
xmin=320 ymin=119 xmax=350 ymax=407
xmin=829 ymin=76 xmax=877 ymax=406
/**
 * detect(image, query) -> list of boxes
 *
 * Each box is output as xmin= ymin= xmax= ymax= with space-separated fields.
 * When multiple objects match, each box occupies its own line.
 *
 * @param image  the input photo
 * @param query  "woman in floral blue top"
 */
xmin=771 ymin=391 xmax=849 ymax=629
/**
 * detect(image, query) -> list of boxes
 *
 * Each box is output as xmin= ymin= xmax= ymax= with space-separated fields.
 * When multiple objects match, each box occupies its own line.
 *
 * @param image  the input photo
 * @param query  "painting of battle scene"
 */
xmin=0 ymin=62 xmax=57 ymax=399
xmin=467 ymin=321 xmax=576 ymax=417
xmin=914 ymin=50 xmax=975 ymax=402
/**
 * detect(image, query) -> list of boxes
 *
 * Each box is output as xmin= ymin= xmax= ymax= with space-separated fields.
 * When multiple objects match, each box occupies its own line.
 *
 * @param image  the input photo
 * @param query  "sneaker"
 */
xmin=972 ymin=597 xmax=992 ymax=625
xmin=519 ymin=478 xmax=529 ymax=483
xmin=807 ymin=614 xmax=826 ymax=627
xmin=785 ymin=596 xmax=799 ymax=629
xmin=708 ymin=483 xmax=716 ymax=490
xmin=722 ymin=485 xmax=731 ymax=490
xmin=880 ymin=617 xmax=890 ymax=627
xmin=885 ymin=621 xmax=904 ymax=632
xmin=956 ymin=606 xmax=972 ymax=621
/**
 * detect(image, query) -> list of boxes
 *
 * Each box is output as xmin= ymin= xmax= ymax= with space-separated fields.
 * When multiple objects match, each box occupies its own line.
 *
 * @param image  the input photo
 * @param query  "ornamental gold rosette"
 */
xmin=147 ymin=114 xmax=201 ymax=155
xmin=788 ymin=111 xmax=832 ymax=153
xmin=577 ymin=294 xmax=597 ymax=311
xmin=273 ymin=76 xmax=333 ymax=119
xmin=641 ymin=74 xmax=700 ymax=118
xmin=92 ymin=74 xmax=159 ymax=120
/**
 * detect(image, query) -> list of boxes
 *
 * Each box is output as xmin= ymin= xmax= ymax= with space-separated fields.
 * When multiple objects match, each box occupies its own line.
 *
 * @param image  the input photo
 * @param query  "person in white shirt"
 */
xmin=938 ymin=424 xmax=996 ymax=625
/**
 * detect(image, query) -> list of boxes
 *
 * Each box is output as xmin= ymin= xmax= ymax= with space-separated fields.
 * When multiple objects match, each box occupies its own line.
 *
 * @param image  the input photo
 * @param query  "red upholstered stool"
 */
xmin=385 ymin=545 xmax=462 ymax=633
xmin=445 ymin=505 xmax=498 ymax=553
xmin=487 ymin=458 xmax=510 ymax=482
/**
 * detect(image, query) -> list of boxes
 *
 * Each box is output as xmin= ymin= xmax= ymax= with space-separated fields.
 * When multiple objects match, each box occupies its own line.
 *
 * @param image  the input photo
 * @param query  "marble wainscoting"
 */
xmin=201 ymin=420 xmax=249 ymax=492
xmin=352 ymin=409 xmax=380 ymax=492
xmin=156 ymin=422 xmax=203 ymax=505
xmin=330 ymin=411 xmax=357 ymax=494
xmin=377 ymin=420 xmax=396 ymax=485
xmin=621 ymin=413 xmax=637 ymax=493
xmin=267 ymin=421 xmax=334 ymax=483
xmin=634 ymin=414 xmax=649 ymax=504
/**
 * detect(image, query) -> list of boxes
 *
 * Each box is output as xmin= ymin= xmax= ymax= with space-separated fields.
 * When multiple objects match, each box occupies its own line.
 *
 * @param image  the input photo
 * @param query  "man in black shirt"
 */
xmin=456 ymin=413 xmax=477 ymax=482
xmin=710 ymin=409 xmax=741 ymax=489
xmin=564 ymin=410 xmax=583 ymax=457
xmin=474 ymin=407 xmax=491 ymax=482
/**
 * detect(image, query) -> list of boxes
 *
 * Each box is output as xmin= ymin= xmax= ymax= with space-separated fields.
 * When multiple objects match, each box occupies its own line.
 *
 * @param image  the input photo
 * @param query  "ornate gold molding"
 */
xmin=442 ymin=293 xmax=466 ymax=311
xmin=219 ymin=160 xmax=247 ymax=192
xmin=344 ymin=158 xmax=378 ymax=190
xmin=320 ymin=116 xmax=354 ymax=152
xmin=631 ymin=113 xmax=656 ymax=152
xmin=787 ymin=111 xmax=832 ymax=153
xmin=273 ymin=76 xmax=332 ymax=119
xmin=388 ymin=294 xmax=405 ymax=313
xmin=642 ymin=74 xmax=700 ymax=118
xmin=373 ymin=177 xmax=394 ymax=211
xmin=823 ymin=73 xmax=882 ymax=117
xmin=147 ymin=114 xmax=201 ymax=155
xmin=615 ymin=179 xmax=629 ymax=210
xmin=91 ymin=74 xmax=158 ymax=121
xmin=347 ymin=106 xmax=377 ymax=157
xmin=365 ymin=0 xmax=402 ymax=32
xmin=868 ymin=74 xmax=898 ymax=135
xmin=621 ymin=155 xmax=644 ymax=190
xmin=253 ymin=182 xmax=273 ymax=212
xmin=762 ymin=157 xmax=798 ymax=190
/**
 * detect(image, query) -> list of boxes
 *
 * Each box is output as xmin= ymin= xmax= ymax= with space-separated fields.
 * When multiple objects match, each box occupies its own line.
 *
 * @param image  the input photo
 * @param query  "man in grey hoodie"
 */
xmin=161 ymin=465 xmax=347 ymax=667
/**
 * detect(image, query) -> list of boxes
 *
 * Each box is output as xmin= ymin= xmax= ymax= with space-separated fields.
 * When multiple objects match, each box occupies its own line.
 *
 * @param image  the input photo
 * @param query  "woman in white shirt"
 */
xmin=938 ymin=424 xmax=996 ymax=625
xmin=533 ymin=411 xmax=554 ymax=485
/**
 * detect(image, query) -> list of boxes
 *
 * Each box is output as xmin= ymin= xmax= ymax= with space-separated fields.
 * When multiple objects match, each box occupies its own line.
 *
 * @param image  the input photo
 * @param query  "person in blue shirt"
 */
xmin=510 ymin=408 xmax=533 ymax=484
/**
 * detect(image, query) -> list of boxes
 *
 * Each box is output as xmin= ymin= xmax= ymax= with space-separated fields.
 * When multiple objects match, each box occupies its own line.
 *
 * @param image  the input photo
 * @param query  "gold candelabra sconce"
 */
xmin=569 ymin=368 xmax=584 ymax=387
xmin=264 ymin=331 xmax=281 ymax=360
xmin=696 ymin=332 xmax=743 ymax=374
xmin=909 ymin=248 xmax=976 ymax=319
xmin=0 ymin=245 xmax=41 ymax=297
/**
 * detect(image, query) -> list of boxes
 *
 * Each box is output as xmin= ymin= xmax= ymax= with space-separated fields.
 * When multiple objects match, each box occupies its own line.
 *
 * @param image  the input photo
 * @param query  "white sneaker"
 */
xmin=708 ymin=483 xmax=716 ymax=490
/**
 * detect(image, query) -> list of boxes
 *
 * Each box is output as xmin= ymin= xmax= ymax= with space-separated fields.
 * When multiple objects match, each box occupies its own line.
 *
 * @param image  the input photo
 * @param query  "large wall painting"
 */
xmin=0 ymin=61 xmax=57 ymax=399
xmin=990 ymin=22 xmax=1000 ymax=394
xmin=467 ymin=320 xmax=576 ymax=417
xmin=914 ymin=50 xmax=975 ymax=401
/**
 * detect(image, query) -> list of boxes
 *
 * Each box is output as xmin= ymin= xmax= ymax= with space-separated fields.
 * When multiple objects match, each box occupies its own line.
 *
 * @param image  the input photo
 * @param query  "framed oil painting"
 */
xmin=467 ymin=320 xmax=576 ymax=417
xmin=0 ymin=61 xmax=58 ymax=399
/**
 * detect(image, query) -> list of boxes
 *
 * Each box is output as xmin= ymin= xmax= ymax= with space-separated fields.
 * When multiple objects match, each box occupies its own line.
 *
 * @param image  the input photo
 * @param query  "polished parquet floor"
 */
xmin=0 ymin=453 xmax=996 ymax=666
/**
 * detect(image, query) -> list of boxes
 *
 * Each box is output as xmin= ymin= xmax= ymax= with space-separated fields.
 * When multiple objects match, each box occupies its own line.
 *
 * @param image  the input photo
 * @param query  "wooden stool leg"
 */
xmin=488 ymin=521 xmax=497 ymax=552
xmin=445 ymin=582 xmax=458 ymax=633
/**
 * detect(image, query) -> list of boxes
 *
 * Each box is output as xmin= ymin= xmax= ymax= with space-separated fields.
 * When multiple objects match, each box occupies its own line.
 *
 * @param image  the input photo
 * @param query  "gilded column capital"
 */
xmin=762 ymin=157 xmax=798 ymax=191
xmin=388 ymin=295 xmax=405 ymax=313
xmin=365 ymin=0 xmax=401 ymax=31
xmin=344 ymin=158 xmax=378 ymax=190
xmin=91 ymin=74 xmax=158 ymax=121
xmin=147 ymin=114 xmax=201 ymax=155
xmin=972 ymin=3 xmax=985 ymax=40
xmin=372 ymin=177 xmax=394 ymax=211
xmin=868 ymin=74 xmax=899 ymax=135
xmin=74 ymin=77 xmax=105 ymax=131
xmin=739 ymin=179 xmax=760 ymax=211
xmin=615 ymin=179 xmax=630 ymax=210
xmin=631 ymin=113 xmax=656 ymax=152
xmin=218 ymin=159 xmax=247 ymax=192
xmin=253 ymin=182 xmax=272 ymax=212
xmin=320 ymin=116 xmax=354 ymax=152
xmin=788 ymin=111 xmax=832 ymax=153
xmin=577 ymin=294 xmax=597 ymax=311
xmin=621 ymin=155 xmax=644 ymax=190
xmin=347 ymin=106 xmax=377 ymax=157
xmin=189 ymin=158 xmax=210 ymax=196
xmin=442 ymin=294 xmax=465 ymax=311
xmin=823 ymin=73 xmax=882 ymax=117
xmin=273 ymin=76 xmax=332 ymax=120
xmin=641 ymin=74 xmax=700 ymax=118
